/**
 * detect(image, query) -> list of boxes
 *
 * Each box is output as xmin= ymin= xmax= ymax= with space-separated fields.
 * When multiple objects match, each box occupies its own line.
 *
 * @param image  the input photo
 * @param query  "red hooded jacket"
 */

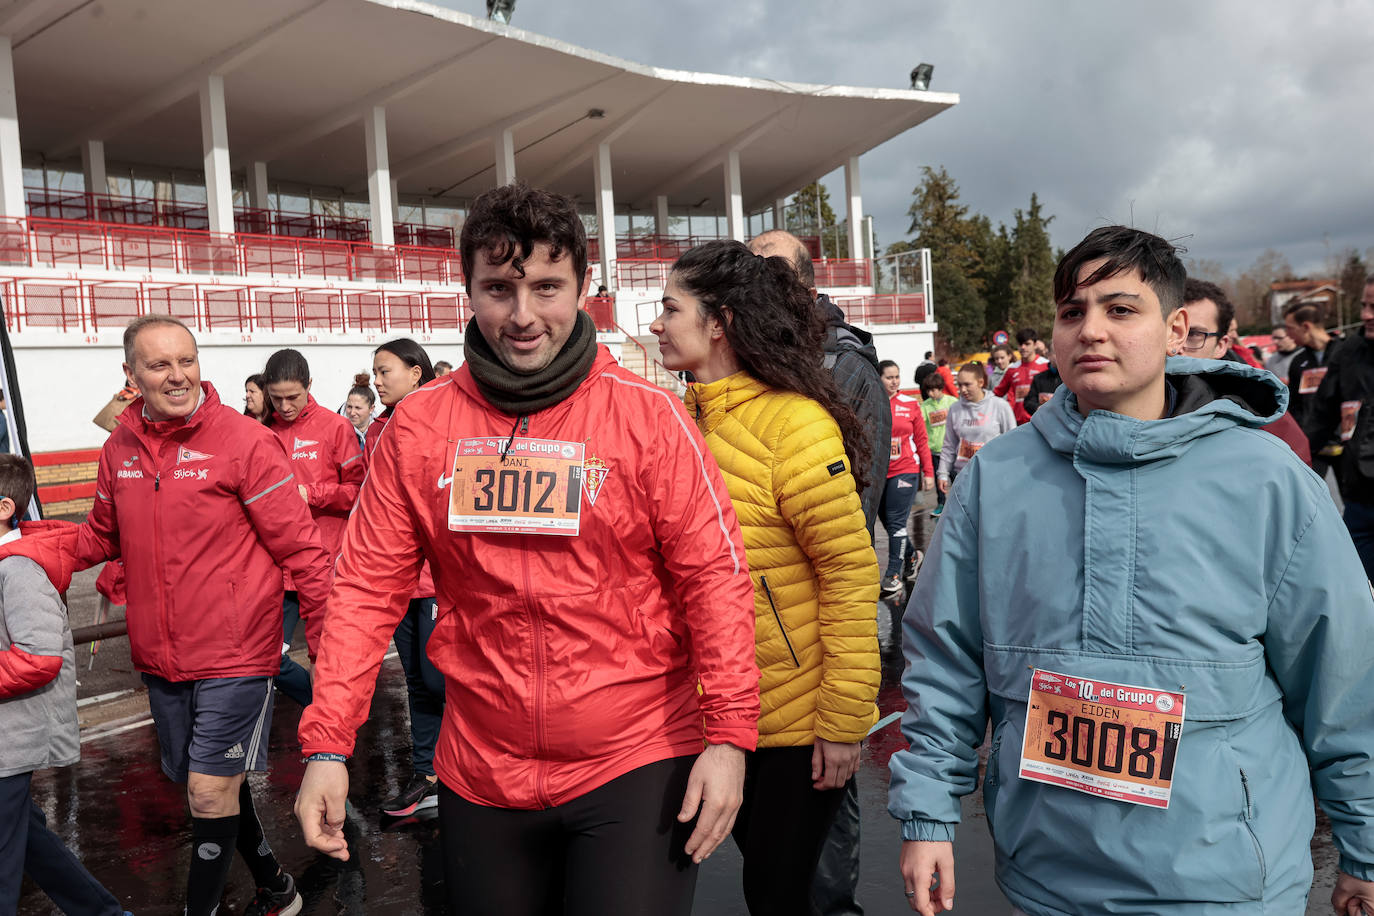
xmin=300 ymin=349 xmax=759 ymax=809
xmin=0 ymin=522 xmax=76 ymax=697
xmin=72 ymin=383 xmax=334 ymax=680
xmin=266 ymin=394 xmax=364 ymax=571
xmin=364 ymin=407 xmax=434 ymax=599
xmin=994 ymin=357 xmax=1050 ymax=425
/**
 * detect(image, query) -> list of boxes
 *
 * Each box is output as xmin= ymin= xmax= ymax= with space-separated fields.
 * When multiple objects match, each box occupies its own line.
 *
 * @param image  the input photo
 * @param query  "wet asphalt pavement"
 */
xmin=18 ymin=503 xmax=1346 ymax=914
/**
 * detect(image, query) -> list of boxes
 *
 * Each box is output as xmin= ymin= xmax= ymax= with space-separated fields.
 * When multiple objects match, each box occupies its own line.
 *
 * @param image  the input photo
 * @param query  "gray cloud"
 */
xmin=447 ymin=0 xmax=1372 ymax=275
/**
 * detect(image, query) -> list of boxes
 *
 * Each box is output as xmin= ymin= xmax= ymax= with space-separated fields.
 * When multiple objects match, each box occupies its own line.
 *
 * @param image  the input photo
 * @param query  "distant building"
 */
xmin=1269 ymin=279 xmax=1340 ymax=326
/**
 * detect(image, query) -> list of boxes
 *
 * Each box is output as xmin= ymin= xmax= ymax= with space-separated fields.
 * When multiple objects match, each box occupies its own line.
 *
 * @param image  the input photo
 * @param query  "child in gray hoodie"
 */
xmin=0 ymin=454 xmax=127 ymax=915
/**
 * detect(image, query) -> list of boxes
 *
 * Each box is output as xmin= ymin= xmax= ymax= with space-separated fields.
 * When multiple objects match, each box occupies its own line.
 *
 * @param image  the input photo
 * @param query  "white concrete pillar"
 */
xmin=248 ymin=161 xmax=270 ymax=210
xmin=0 ymin=38 xmax=24 ymax=220
xmin=81 ymin=140 xmax=107 ymax=196
xmin=592 ymin=142 xmax=615 ymax=291
xmin=198 ymin=74 xmax=234 ymax=235
xmin=773 ymin=197 xmax=786 ymax=232
xmin=845 ymin=155 xmax=863 ymax=260
xmin=363 ymin=105 xmax=394 ymax=246
xmin=494 ymin=128 xmax=516 ymax=187
xmin=724 ymin=150 xmax=744 ymax=242
xmin=654 ymin=195 xmax=670 ymax=237
xmin=390 ymin=177 xmax=400 ymax=223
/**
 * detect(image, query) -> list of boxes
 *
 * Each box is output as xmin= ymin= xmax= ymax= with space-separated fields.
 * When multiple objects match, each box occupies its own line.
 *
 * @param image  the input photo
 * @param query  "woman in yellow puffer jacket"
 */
xmin=651 ymin=239 xmax=880 ymax=915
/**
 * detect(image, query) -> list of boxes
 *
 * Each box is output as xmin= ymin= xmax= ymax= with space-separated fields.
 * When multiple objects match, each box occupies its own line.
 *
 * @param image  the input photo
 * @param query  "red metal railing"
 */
xmin=813 ymin=259 xmax=872 ymax=288
xmin=832 ymin=293 xmax=927 ymax=325
xmin=3 ymin=276 xmax=470 ymax=334
xmin=24 ymin=188 xmax=454 ymax=249
xmin=615 ymin=259 xmax=674 ymax=289
xmin=583 ymin=295 xmax=616 ymax=331
xmin=14 ymin=218 xmax=466 ymax=286
xmin=613 ymin=254 xmax=869 ymax=292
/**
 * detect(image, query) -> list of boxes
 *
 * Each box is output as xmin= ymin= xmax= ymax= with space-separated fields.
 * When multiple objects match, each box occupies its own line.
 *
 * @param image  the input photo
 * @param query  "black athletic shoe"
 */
xmin=243 ymin=871 xmax=302 ymax=916
xmin=381 ymin=775 xmax=439 ymax=817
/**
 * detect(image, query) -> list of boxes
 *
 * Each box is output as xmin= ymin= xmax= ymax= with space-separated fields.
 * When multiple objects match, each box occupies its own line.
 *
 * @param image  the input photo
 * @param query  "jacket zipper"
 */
xmin=502 ymin=415 xmax=528 ymax=463
xmin=148 ymin=445 xmax=169 ymax=674
xmin=1238 ymin=768 xmax=1267 ymax=886
xmin=760 ymin=575 xmax=800 ymax=667
xmin=513 ymin=412 xmax=550 ymax=807
xmin=522 ymin=538 xmax=551 ymax=806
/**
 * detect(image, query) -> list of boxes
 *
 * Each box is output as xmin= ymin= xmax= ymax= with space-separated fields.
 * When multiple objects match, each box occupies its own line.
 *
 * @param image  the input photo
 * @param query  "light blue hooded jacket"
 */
xmin=889 ymin=358 xmax=1374 ymax=915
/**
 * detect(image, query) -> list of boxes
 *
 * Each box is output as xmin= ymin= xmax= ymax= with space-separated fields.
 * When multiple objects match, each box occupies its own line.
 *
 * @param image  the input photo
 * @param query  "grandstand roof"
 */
xmin=3 ymin=0 xmax=958 ymax=211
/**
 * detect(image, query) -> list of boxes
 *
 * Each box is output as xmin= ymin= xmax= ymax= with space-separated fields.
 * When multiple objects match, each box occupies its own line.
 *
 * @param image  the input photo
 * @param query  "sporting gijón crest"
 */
xmin=581 ymin=456 xmax=611 ymax=506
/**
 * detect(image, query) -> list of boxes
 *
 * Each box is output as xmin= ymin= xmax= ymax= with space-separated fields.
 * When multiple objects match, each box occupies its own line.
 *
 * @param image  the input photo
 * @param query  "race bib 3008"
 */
xmin=1019 ymin=669 xmax=1185 ymax=809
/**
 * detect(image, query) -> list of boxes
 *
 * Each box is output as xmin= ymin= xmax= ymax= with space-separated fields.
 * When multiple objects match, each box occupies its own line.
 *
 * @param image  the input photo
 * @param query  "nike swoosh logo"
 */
xmin=438 ymin=473 xmax=453 ymax=489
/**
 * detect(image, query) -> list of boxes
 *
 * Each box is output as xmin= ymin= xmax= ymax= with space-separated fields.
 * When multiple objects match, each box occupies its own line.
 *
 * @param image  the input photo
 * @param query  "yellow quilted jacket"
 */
xmin=685 ymin=371 xmax=880 ymax=747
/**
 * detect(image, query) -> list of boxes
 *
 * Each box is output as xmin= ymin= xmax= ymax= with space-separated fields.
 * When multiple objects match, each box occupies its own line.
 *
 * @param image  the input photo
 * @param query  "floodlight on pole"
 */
xmin=910 ymin=63 xmax=933 ymax=91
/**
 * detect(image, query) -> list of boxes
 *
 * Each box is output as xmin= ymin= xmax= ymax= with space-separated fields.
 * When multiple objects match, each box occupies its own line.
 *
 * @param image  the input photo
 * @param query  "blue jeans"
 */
xmin=878 ymin=474 xmax=920 ymax=578
xmin=1344 ymin=499 xmax=1374 ymax=582
xmin=0 ymin=771 xmax=124 ymax=915
xmin=393 ymin=597 xmax=445 ymax=776
xmin=275 ymin=591 xmax=313 ymax=707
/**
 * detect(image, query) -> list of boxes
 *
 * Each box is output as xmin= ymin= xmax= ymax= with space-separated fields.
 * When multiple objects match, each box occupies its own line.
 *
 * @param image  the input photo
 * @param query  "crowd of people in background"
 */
xmin=5 ymin=183 xmax=1374 ymax=916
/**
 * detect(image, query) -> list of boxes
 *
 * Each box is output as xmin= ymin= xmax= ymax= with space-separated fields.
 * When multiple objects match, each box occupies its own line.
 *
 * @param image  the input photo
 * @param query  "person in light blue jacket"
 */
xmin=889 ymin=225 xmax=1374 ymax=916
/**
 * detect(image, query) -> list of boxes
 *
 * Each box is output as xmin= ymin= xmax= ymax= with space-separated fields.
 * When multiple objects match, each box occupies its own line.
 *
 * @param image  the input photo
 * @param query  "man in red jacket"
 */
xmin=296 ymin=183 xmax=759 ymax=915
xmin=994 ymin=327 xmax=1050 ymax=424
xmin=73 ymin=316 xmax=333 ymax=916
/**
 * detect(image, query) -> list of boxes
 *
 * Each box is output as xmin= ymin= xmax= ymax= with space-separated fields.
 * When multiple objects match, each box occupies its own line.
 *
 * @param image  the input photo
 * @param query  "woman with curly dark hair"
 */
xmin=650 ymin=239 xmax=880 ymax=915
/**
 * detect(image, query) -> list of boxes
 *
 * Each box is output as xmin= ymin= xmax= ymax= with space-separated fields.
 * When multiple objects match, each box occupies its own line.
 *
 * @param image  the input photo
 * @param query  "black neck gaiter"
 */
xmin=463 ymin=310 xmax=597 ymax=415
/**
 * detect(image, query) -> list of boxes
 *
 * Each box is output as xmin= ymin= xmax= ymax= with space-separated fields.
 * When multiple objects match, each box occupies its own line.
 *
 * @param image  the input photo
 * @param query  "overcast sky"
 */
xmin=438 ymin=0 xmax=1371 ymax=277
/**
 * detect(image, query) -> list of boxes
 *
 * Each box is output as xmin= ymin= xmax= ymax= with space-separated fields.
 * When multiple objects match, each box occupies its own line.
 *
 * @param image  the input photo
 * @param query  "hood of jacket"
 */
xmin=817 ymin=294 xmax=881 ymax=374
xmin=1029 ymin=356 xmax=1288 ymax=468
xmin=6 ymin=520 xmax=80 ymax=593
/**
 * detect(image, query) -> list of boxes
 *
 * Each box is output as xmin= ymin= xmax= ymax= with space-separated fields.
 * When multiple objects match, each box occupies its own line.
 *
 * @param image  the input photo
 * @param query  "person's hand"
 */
xmin=937 ymin=478 xmax=950 ymax=495
xmin=811 ymin=738 xmax=861 ymax=790
xmin=921 ymin=475 xmax=934 ymax=492
xmin=298 ymin=484 xmax=309 ymax=502
xmin=1333 ymin=871 xmax=1374 ymax=915
xmin=296 ymin=759 xmax=351 ymax=861
xmin=900 ymin=840 xmax=955 ymax=914
xmin=678 ymin=742 xmax=746 ymax=864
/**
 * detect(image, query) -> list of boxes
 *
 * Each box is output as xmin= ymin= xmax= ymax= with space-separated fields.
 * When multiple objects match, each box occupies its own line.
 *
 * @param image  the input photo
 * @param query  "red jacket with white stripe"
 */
xmin=300 ymin=348 xmax=760 ymax=809
xmin=267 ymin=395 xmax=364 ymax=559
xmin=994 ymin=357 xmax=1050 ymax=425
xmin=363 ymin=408 xmax=434 ymax=599
xmin=74 ymin=383 xmax=335 ymax=681
xmin=888 ymin=392 xmax=935 ymax=478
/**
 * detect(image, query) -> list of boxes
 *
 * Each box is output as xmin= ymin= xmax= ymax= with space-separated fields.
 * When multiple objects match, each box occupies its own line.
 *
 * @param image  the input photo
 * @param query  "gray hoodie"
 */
xmin=938 ymin=393 xmax=1016 ymax=479
xmin=0 ymin=529 xmax=79 ymax=778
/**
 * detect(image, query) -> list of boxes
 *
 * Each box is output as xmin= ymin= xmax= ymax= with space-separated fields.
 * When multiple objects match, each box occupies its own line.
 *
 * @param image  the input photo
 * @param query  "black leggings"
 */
xmin=438 ymin=755 xmax=698 ymax=916
xmin=732 ymin=745 xmax=847 ymax=916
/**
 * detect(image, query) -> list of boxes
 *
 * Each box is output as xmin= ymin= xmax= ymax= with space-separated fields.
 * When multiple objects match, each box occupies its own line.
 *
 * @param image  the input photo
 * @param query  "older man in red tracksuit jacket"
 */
xmin=25 ymin=316 xmax=336 ymax=916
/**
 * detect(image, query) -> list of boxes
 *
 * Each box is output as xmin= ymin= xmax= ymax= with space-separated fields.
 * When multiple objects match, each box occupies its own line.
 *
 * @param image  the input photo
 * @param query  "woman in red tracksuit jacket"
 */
xmin=263 ymin=349 xmax=363 ymax=706
xmin=364 ymin=338 xmax=445 ymax=817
